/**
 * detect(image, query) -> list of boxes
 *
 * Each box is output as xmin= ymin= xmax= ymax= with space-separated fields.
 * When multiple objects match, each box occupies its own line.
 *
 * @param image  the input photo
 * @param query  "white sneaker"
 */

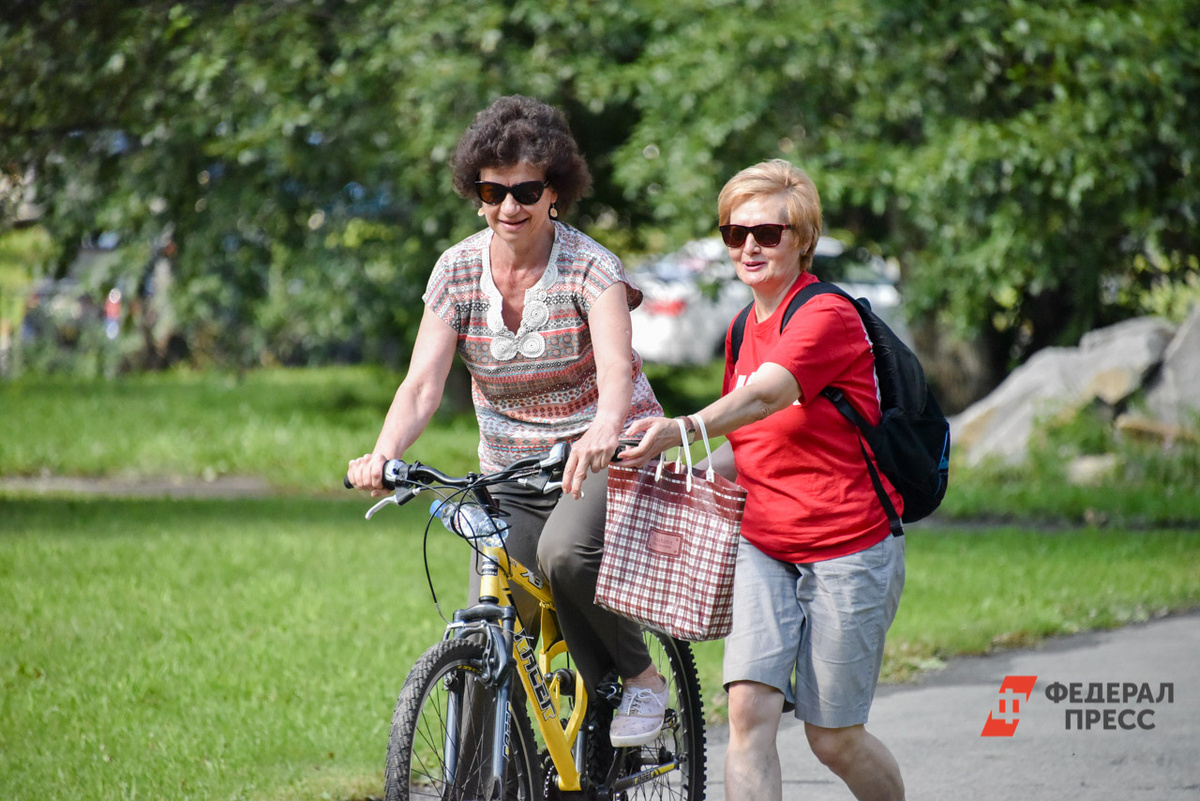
xmin=609 ymin=682 xmax=669 ymax=747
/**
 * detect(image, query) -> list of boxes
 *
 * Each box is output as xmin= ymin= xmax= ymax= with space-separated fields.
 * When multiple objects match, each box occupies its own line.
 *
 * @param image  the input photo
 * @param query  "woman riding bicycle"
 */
xmin=346 ymin=94 xmax=669 ymax=747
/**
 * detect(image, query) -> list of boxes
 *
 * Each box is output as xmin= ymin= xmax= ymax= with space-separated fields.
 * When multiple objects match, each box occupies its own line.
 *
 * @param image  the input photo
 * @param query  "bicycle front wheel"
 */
xmin=385 ymin=637 xmax=541 ymax=801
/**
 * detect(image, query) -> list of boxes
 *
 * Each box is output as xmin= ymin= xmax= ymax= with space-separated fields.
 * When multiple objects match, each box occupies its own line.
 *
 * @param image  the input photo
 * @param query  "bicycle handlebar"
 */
xmin=344 ymin=440 xmax=573 ymax=500
xmin=343 ymin=438 xmax=637 ymax=500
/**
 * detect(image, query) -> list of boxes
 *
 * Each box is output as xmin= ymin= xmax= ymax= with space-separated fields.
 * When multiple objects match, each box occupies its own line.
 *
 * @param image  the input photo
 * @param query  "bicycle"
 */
xmin=353 ymin=442 xmax=707 ymax=800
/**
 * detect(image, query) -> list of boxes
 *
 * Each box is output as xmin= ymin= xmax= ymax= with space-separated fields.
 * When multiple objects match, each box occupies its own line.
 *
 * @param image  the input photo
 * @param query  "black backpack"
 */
xmin=729 ymin=282 xmax=950 ymax=535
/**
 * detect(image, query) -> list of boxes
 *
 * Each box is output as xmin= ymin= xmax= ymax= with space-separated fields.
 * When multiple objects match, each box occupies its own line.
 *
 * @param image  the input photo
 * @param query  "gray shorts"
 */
xmin=723 ymin=535 xmax=905 ymax=728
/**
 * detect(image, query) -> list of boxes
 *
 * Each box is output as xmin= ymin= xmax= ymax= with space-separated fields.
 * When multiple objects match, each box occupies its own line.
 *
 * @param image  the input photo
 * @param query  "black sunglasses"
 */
xmin=719 ymin=223 xmax=790 ymax=248
xmin=474 ymin=180 xmax=549 ymax=206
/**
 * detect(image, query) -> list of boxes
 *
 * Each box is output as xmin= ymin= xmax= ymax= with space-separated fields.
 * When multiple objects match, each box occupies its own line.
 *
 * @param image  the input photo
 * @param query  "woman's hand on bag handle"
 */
xmin=616 ymin=416 xmax=688 ymax=468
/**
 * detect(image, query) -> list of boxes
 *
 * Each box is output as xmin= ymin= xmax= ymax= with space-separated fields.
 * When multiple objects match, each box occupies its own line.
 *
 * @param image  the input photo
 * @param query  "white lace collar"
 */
xmin=480 ymin=225 xmax=562 ymax=361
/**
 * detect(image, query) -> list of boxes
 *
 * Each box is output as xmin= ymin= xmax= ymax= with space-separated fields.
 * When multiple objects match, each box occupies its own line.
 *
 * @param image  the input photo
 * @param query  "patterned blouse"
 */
xmin=423 ymin=221 xmax=663 ymax=472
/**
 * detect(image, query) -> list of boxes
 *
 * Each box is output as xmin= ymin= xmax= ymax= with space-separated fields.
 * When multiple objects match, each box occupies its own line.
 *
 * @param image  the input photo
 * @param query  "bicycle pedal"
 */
xmin=594 ymin=680 xmax=622 ymax=709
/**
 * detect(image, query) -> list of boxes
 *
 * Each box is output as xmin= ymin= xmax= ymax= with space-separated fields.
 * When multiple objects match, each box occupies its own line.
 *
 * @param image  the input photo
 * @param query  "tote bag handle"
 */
xmin=654 ymin=418 xmax=696 ymax=491
xmin=693 ymin=416 xmax=717 ymax=482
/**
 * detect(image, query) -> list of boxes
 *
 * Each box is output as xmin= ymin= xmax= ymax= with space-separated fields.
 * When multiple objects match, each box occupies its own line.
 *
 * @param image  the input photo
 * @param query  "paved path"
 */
xmin=704 ymin=611 xmax=1200 ymax=800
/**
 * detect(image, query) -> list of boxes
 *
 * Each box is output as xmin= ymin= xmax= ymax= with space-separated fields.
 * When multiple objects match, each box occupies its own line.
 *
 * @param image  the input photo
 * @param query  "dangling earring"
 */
xmin=549 ymin=203 xmax=559 ymax=220
xmin=477 ymin=206 xmax=485 ymax=217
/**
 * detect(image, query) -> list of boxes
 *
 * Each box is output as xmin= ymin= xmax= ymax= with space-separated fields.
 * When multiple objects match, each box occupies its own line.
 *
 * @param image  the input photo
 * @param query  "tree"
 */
xmin=599 ymin=0 xmax=1200 ymax=391
xmin=0 ymin=0 xmax=664 ymax=366
xmin=3 ymin=0 xmax=1197 ymax=399
xmin=859 ymin=1 xmax=1200 ymax=381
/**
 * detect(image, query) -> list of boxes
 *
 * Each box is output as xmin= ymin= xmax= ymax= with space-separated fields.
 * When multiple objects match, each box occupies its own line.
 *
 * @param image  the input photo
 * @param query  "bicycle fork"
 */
xmin=445 ymin=602 xmax=517 ymax=798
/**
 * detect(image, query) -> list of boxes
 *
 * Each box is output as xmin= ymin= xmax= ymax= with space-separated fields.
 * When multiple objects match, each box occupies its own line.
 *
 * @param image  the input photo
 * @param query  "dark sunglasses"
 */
xmin=718 ymin=223 xmax=790 ymax=248
xmin=474 ymin=180 xmax=549 ymax=206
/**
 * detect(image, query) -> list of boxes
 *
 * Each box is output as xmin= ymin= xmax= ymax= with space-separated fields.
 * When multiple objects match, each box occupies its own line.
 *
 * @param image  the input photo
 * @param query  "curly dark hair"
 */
xmin=451 ymin=95 xmax=592 ymax=213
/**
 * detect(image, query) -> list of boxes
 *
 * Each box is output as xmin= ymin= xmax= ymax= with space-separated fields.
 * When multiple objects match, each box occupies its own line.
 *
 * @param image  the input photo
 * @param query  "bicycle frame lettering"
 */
xmin=514 ymin=632 xmax=555 ymax=720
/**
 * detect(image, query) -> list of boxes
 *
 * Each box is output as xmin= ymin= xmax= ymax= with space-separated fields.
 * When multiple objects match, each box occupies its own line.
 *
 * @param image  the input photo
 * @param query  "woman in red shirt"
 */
xmin=621 ymin=159 xmax=907 ymax=800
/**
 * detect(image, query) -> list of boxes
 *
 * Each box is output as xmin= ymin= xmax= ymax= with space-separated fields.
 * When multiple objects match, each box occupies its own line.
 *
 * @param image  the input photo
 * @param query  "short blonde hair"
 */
xmin=717 ymin=159 xmax=822 ymax=271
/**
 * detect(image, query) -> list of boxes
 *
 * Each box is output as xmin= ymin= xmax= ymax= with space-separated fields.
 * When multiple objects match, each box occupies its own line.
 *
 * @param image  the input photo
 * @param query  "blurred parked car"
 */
xmin=811 ymin=236 xmax=910 ymax=348
xmin=630 ymin=236 xmax=908 ymax=365
xmin=18 ymin=233 xmax=128 ymax=347
xmin=629 ymin=237 xmax=748 ymax=365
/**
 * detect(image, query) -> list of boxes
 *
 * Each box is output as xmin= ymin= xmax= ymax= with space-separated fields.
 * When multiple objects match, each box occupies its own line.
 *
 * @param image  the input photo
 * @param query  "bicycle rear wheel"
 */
xmin=385 ymin=637 xmax=541 ymax=801
xmin=613 ymin=630 xmax=707 ymax=800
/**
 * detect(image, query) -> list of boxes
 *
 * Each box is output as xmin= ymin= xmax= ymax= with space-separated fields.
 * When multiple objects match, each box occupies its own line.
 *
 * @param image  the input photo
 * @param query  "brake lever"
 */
xmin=514 ymin=474 xmax=563 ymax=494
xmin=365 ymin=486 xmax=419 ymax=519
xmin=364 ymin=495 xmax=398 ymax=520
xmin=512 ymin=441 xmax=570 ymax=494
xmin=515 ymin=476 xmax=563 ymax=494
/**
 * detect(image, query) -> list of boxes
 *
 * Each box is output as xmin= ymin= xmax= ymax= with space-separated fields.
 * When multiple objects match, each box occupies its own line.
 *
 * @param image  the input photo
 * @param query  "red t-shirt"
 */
xmin=722 ymin=272 xmax=901 ymax=563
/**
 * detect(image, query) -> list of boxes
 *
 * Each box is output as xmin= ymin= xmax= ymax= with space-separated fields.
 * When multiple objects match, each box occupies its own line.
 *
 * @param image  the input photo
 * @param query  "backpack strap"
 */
xmin=728 ymin=301 xmax=755 ymax=365
xmin=778 ymin=281 xmax=853 ymax=327
xmin=825 ymin=388 xmax=905 ymax=537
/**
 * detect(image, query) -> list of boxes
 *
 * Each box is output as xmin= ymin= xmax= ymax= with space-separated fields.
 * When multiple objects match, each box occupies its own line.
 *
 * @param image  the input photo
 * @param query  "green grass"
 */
xmin=940 ymin=432 xmax=1200 ymax=527
xmin=3 ymin=365 xmax=1200 ymax=799
xmin=1 ymin=496 xmax=456 ymax=801
xmin=883 ymin=526 xmax=1200 ymax=679
xmin=939 ymin=403 xmax=1200 ymax=527
xmin=5 ymin=363 xmax=1197 ymax=524
xmin=0 ymin=363 xmax=730 ymax=490
xmin=640 ymin=360 xmax=726 ymax=418
xmin=0 ymin=367 xmax=484 ymax=488
xmin=3 ymin=494 xmax=1198 ymax=801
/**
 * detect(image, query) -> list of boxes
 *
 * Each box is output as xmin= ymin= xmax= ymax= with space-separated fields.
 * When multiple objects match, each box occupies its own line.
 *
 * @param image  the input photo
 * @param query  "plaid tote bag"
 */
xmin=596 ymin=418 xmax=746 ymax=641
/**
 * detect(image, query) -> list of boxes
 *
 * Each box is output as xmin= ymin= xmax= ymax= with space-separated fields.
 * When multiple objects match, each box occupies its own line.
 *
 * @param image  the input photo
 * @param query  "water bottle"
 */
xmin=430 ymin=499 xmax=509 ymax=547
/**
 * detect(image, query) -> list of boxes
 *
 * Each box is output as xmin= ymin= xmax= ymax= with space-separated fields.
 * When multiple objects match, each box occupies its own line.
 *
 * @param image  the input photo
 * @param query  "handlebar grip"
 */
xmin=345 ymin=459 xmax=408 ymax=491
xmin=612 ymin=438 xmax=642 ymax=461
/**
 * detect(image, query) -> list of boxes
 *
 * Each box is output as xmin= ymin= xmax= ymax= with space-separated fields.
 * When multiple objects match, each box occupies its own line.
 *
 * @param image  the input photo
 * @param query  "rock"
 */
xmin=950 ymin=316 xmax=1177 ymax=466
xmin=1114 ymin=414 xmax=1199 ymax=447
xmin=1078 ymin=317 xmax=1178 ymax=403
xmin=1067 ymin=454 xmax=1120 ymax=486
xmin=1143 ymin=304 xmax=1200 ymax=427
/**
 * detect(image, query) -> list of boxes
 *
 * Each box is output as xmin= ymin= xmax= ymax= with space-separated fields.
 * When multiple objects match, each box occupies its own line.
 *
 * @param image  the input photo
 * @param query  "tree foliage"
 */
xmin=2 ymin=0 xmax=1197 ymax=386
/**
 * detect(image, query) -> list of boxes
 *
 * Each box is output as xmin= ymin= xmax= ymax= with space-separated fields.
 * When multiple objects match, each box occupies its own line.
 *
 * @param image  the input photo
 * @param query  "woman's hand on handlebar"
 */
xmin=346 ymin=452 xmax=392 ymax=498
xmin=562 ymin=422 xmax=621 ymax=499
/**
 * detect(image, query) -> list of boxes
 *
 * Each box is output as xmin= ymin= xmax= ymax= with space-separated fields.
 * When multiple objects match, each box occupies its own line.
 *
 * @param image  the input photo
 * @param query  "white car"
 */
xmin=813 ymin=237 xmax=911 ymax=348
xmin=631 ymin=236 xmax=908 ymax=365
